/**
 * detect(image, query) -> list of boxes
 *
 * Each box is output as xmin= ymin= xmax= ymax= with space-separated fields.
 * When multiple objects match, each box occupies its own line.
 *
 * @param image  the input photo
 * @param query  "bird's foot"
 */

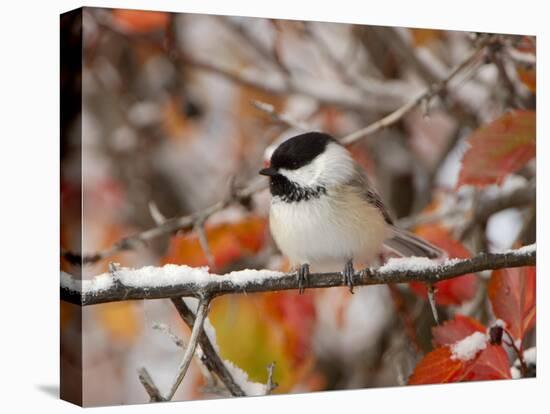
xmin=297 ymin=263 xmax=310 ymax=294
xmin=342 ymin=259 xmax=355 ymax=294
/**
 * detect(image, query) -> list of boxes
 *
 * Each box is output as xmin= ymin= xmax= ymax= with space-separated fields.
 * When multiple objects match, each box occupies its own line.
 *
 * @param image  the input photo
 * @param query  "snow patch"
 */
xmin=450 ymin=331 xmax=488 ymax=361
xmin=507 ymin=243 xmax=536 ymax=255
xmin=378 ymin=257 xmax=435 ymax=273
xmin=61 ymin=266 xmax=284 ymax=295
xmin=523 ymin=347 xmax=536 ymax=365
xmin=61 ymin=271 xmax=114 ymax=293
xmin=378 ymin=256 xmax=460 ymax=274
xmin=222 ymin=359 xmax=267 ymax=396
xmin=493 ymin=319 xmax=506 ymax=328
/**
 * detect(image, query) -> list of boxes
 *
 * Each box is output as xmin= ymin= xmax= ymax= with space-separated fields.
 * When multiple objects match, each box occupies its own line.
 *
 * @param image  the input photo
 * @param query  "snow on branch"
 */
xmin=61 ymin=244 xmax=536 ymax=306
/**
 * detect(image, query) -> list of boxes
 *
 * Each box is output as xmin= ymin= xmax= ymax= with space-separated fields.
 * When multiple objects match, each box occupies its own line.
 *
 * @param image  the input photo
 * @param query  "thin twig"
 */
xmin=504 ymin=329 xmax=527 ymax=377
xmin=194 ymin=217 xmax=215 ymax=270
xmin=251 ymin=100 xmax=309 ymax=131
xmin=61 ymin=246 xmax=535 ymax=306
xmin=152 ymin=322 xmax=186 ymax=349
xmin=340 ymin=36 xmax=490 ymax=145
xmin=170 ymin=298 xmax=246 ymax=396
xmin=265 ymin=362 xmax=277 ymax=394
xmin=213 ymin=16 xmax=284 ymax=73
xmin=166 ymin=297 xmax=210 ymax=401
xmin=459 ymin=179 xmax=536 ymax=240
xmin=138 ymin=367 xmax=165 ymax=402
xmin=304 ymin=23 xmax=412 ymax=105
xmin=398 ymin=180 xmax=535 ymax=230
xmin=148 ymin=201 xmax=167 ymax=225
xmin=426 ymin=283 xmax=439 ymax=325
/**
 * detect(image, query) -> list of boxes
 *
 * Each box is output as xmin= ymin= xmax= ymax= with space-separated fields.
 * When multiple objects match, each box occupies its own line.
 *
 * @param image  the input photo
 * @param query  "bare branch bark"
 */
xmin=398 ymin=179 xmax=535 ymax=230
xmin=340 ymin=36 xmax=490 ymax=145
xmin=138 ymin=367 xmax=165 ymax=402
xmin=61 ymin=246 xmax=535 ymax=306
xmin=169 ymin=298 xmax=246 ymax=397
xmin=459 ymin=179 xmax=536 ymax=240
xmin=166 ymin=298 xmax=210 ymax=401
xmin=251 ymin=100 xmax=309 ymax=131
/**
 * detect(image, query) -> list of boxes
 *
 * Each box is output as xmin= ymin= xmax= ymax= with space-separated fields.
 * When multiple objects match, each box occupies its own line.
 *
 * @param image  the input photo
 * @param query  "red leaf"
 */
xmin=459 ymin=345 xmax=511 ymax=381
xmin=408 ymin=347 xmax=466 ymax=385
xmin=409 ymin=225 xmax=478 ymax=305
xmin=488 ymin=266 xmax=536 ymax=341
xmin=261 ymin=292 xmax=317 ymax=366
xmin=410 ymin=343 xmax=511 ymax=385
xmin=458 ymin=110 xmax=536 ymax=187
xmin=432 ymin=315 xmax=486 ymax=347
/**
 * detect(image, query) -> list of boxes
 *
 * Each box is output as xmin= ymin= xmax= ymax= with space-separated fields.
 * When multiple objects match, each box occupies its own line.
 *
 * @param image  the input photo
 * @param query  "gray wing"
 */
xmin=352 ymin=165 xmax=444 ymax=258
xmin=351 ymin=165 xmax=394 ymax=225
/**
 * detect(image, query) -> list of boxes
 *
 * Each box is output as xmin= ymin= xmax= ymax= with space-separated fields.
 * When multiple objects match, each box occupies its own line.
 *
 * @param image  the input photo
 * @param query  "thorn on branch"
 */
xmin=148 ymin=201 xmax=167 ymax=226
xmin=194 ymin=218 xmax=215 ymax=270
xmin=426 ymin=283 xmax=439 ymax=325
xmin=265 ymin=362 xmax=277 ymax=394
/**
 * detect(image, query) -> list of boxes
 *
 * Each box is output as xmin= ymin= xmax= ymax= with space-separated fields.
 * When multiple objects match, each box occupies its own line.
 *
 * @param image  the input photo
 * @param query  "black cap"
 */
xmin=268 ymin=132 xmax=336 ymax=171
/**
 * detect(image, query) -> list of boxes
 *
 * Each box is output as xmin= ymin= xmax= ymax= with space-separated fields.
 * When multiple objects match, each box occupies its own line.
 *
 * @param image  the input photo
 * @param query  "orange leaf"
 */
xmin=432 ymin=315 xmax=486 ymax=347
xmin=409 ymin=225 xmax=478 ymax=305
xmin=458 ymin=110 xmax=536 ymax=187
xmin=112 ymin=9 xmax=169 ymax=33
xmin=408 ymin=347 xmax=466 ymax=385
xmin=517 ymin=67 xmax=536 ymax=93
xmin=96 ymin=302 xmax=142 ymax=344
xmin=488 ymin=266 xmax=536 ymax=341
xmin=161 ymin=216 xmax=267 ymax=270
xmin=410 ymin=28 xmax=444 ymax=46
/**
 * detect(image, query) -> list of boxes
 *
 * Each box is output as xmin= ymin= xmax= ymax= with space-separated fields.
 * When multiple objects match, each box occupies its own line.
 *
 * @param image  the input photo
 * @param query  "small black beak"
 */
xmin=259 ymin=167 xmax=278 ymax=177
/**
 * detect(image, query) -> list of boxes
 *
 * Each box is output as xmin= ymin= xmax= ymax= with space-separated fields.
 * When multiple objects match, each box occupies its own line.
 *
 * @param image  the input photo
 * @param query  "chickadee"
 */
xmin=259 ymin=132 xmax=443 ymax=293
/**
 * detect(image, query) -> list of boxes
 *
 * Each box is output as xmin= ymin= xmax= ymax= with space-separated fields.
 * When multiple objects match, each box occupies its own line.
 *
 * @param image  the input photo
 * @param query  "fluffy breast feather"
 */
xmin=269 ymin=185 xmax=391 ymax=266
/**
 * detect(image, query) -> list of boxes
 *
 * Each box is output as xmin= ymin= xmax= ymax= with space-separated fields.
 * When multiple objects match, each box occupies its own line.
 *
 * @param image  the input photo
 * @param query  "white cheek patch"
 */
xmin=279 ymin=163 xmax=319 ymax=187
xmin=278 ymin=143 xmax=355 ymax=188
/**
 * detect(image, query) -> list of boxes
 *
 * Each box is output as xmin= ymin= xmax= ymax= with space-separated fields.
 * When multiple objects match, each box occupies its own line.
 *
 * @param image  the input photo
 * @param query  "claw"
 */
xmin=297 ymin=263 xmax=310 ymax=294
xmin=343 ymin=259 xmax=355 ymax=294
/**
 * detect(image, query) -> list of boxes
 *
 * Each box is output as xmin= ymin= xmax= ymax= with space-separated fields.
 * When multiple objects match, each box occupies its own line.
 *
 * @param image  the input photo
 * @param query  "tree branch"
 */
xmin=459 ymin=179 xmax=536 ymax=240
xmin=166 ymin=297 xmax=210 ymax=401
xmin=138 ymin=367 xmax=165 ymax=402
xmin=339 ymin=35 xmax=491 ymax=145
xmin=63 ymin=34 xmax=494 ymax=266
xmin=61 ymin=245 xmax=535 ymax=306
xmin=169 ymin=298 xmax=246 ymax=397
xmin=398 ymin=179 xmax=536 ymax=230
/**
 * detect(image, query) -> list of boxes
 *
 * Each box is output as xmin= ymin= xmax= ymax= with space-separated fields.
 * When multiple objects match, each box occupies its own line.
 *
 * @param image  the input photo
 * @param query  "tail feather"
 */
xmin=384 ymin=226 xmax=445 ymax=259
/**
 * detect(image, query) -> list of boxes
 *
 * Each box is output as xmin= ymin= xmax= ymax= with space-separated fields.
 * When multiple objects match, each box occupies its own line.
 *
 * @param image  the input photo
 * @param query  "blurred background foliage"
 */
xmin=60 ymin=7 xmax=535 ymax=406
